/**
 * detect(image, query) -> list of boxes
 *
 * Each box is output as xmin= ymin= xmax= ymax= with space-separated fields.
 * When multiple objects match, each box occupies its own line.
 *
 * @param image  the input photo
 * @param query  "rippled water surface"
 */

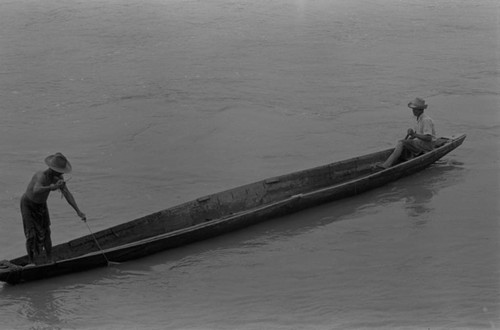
xmin=0 ymin=0 xmax=499 ymax=329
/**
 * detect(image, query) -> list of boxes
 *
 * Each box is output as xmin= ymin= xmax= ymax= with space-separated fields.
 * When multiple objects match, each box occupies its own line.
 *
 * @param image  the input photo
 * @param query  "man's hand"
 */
xmin=78 ymin=211 xmax=87 ymax=222
xmin=50 ymin=180 xmax=65 ymax=191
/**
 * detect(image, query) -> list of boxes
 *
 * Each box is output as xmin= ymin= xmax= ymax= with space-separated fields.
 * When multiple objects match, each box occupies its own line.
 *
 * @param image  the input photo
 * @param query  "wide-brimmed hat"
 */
xmin=408 ymin=97 xmax=428 ymax=110
xmin=44 ymin=152 xmax=72 ymax=174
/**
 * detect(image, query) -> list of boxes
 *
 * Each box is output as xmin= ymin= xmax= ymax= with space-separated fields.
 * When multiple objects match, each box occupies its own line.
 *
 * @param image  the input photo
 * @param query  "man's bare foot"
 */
xmin=373 ymin=163 xmax=388 ymax=171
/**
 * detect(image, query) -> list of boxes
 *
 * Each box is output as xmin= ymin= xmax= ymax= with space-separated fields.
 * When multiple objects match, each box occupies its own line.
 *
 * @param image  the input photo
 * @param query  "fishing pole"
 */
xmin=84 ymin=221 xmax=119 ymax=266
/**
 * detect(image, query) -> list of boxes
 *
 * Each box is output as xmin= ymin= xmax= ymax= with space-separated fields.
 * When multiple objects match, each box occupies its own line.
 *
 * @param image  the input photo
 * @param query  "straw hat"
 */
xmin=408 ymin=97 xmax=428 ymax=110
xmin=44 ymin=152 xmax=72 ymax=174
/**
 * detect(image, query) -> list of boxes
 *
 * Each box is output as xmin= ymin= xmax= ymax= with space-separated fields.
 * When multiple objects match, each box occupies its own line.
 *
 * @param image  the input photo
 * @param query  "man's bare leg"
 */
xmin=381 ymin=140 xmax=404 ymax=168
xmin=26 ymin=238 xmax=35 ymax=264
xmin=44 ymin=235 xmax=54 ymax=264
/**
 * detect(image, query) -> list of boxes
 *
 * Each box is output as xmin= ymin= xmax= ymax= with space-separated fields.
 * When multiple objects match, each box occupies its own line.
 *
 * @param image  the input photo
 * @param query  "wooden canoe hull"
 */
xmin=0 ymin=134 xmax=466 ymax=284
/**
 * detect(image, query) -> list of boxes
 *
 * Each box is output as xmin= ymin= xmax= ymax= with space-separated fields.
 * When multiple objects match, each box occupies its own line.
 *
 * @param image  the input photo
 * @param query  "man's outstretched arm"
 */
xmin=60 ymin=183 xmax=86 ymax=221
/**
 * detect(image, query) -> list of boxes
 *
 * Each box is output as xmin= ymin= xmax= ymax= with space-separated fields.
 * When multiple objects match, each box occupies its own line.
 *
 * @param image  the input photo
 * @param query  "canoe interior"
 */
xmin=10 ymin=148 xmax=393 ymax=266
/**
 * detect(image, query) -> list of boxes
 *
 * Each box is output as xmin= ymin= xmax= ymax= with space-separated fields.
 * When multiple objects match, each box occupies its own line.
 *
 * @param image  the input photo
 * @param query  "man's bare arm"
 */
xmin=412 ymin=132 xmax=433 ymax=142
xmin=407 ymin=129 xmax=432 ymax=142
xmin=60 ymin=183 xmax=86 ymax=221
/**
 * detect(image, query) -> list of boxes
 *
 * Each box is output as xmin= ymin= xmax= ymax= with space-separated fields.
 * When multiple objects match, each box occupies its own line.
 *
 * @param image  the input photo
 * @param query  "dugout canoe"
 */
xmin=0 ymin=134 xmax=466 ymax=284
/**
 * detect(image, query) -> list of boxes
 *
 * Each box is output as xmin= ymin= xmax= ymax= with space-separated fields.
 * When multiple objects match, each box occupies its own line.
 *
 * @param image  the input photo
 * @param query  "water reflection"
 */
xmin=1 ymin=286 xmax=64 ymax=329
xmin=401 ymin=161 xmax=465 ymax=220
xmin=0 ymin=266 xmax=123 ymax=329
xmin=402 ymin=177 xmax=439 ymax=219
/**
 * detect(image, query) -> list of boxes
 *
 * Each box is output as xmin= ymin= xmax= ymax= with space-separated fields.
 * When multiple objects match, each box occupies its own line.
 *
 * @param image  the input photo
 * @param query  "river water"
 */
xmin=0 ymin=0 xmax=499 ymax=329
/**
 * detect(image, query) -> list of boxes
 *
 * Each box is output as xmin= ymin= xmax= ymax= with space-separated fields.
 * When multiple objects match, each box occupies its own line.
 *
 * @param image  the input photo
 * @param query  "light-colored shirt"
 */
xmin=415 ymin=113 xmax=436 ymax=140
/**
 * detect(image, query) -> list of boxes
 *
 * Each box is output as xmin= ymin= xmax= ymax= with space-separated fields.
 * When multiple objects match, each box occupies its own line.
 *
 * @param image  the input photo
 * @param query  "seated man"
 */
xmin=380 ymin=97 xmax=436 ymax=168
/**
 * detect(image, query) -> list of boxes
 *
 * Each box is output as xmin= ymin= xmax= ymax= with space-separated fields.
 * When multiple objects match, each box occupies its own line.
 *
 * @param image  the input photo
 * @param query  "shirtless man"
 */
xmin=20 ymin=152 xmax=86 ymax=265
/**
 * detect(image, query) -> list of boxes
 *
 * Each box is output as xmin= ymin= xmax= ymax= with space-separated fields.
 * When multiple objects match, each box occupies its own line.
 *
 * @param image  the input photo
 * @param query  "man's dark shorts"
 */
xmin=20 ymin=194 xmax=51 ymax=255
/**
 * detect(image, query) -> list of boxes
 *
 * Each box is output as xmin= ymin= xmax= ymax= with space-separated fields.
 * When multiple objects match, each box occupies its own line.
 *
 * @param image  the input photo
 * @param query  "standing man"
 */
xmin=20 ymin=152 xmax=86 ymax=265
xmin=380 ymin=97 xmax=436 ymax=168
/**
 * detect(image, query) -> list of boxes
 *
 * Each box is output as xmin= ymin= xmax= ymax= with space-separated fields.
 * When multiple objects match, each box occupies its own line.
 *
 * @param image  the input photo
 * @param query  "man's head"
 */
xmin=45 ymin=152 xmax=72 ymax=174
xmin=408 ymin=97 xmax=427 ymax=117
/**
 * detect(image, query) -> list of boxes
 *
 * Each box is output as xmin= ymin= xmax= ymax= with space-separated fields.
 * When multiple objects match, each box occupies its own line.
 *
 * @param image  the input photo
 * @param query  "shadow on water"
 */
xmin=0 ymin=159 xmax=466 ymax=326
